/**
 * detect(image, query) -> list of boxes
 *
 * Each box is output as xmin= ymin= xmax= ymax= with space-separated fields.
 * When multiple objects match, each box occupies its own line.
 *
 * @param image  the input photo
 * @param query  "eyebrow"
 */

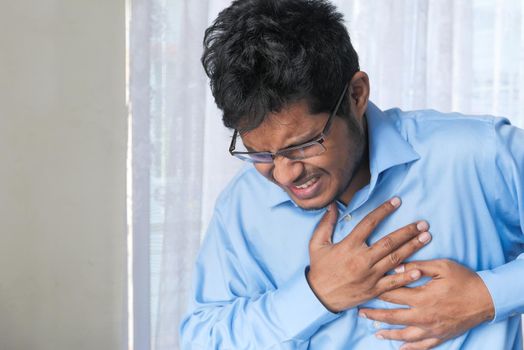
xmin=284 ymin=131 xmax=322 ymax=149
xmin=244 ymin=129 xmax=322 ymax=153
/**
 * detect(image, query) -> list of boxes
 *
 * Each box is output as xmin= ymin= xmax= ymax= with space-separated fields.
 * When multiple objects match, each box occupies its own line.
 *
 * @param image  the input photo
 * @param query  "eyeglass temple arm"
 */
xmin=324 ymin=82 xmax=350 ymax=134
xmin=229 ymin=130 xmax=238 ymax=153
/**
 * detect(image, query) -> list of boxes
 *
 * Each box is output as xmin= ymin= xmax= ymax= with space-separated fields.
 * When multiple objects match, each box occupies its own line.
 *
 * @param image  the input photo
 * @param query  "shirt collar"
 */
xmin=266 ymin=101 xmax=420 ymax=208
xmin=366 ymin=101 xmax=419 ymax=190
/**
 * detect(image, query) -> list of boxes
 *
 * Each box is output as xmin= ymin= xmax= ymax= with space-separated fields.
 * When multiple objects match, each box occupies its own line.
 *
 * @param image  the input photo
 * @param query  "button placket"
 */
xmin=332 ymin=211 xmax=346 ymax=243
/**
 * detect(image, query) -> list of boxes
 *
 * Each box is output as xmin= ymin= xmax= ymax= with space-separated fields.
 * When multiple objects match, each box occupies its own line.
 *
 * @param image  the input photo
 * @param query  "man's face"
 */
xmin=241 ymin=100 xmax=367 ymax=210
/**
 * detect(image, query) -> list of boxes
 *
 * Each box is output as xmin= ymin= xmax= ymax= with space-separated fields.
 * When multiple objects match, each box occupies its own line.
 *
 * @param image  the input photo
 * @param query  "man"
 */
xmin=180 ymin=0 xmax=524 ymax=349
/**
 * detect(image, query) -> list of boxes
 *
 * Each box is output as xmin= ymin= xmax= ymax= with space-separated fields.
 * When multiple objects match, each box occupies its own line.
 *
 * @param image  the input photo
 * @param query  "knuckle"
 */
xmin=363 ymin=216 xmax=379 ymax=229
xmin=389 ymin=276 xmax=401 ymax=288
xmin=390 ymin=330 xmax=402 ymax=339
xmin=340 ymin=239 xmax=355 ymax=253
xmin=421 ymin=314 xmax=435 ymax=327
xmin=434 ymin=319 xmax=448 ymax=336
xmin=388 ymin=251 xmax=401 ymax=265
xmin=365 ymin=252 xmax=380 ymax=270
xmin=369 ymin=283 xmax=383 ymax=297
xmin=437 ymin=259 xmax=451 ymax=270
xmin=381 ymin=236 xmax=395 ymax=251
xmin=354 ymin=254 xmax=373 ymax=271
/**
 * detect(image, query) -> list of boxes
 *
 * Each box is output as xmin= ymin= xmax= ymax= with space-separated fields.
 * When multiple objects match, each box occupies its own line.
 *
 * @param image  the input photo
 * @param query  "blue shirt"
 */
xmin=180 ymin=102 xmax=524 ymax=349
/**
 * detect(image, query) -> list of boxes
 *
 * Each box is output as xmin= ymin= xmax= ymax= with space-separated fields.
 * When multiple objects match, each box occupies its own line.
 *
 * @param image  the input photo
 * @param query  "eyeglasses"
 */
xmin=229 ymin=83 xmax=349 ymax=163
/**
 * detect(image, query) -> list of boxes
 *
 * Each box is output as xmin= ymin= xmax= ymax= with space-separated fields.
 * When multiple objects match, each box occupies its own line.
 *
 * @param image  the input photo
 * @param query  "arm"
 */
xmin=476 ymin=119 xmax=524 ymax=321
xmin=179 ymin=209 xmax=339 ymax=349
xmin=180 ymin=199 xmax=431 ymax=349
xmin=359 ymin=118 xmax=524 ymax=350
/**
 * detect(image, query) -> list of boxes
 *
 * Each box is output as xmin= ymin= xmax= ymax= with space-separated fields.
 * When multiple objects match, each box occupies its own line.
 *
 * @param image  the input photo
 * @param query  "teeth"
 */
xmin=295 ymin=177 xmax=318 ymax=189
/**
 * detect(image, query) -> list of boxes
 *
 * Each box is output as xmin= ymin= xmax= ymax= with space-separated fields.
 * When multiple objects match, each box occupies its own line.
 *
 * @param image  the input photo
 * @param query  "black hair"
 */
xmin=202 ymin=0 xmax=360 ymax=131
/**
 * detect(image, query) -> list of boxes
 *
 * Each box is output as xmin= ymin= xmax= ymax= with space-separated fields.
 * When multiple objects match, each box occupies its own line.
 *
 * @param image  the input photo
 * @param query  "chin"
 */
xmin=289 ymin=193 xmax=335 ymax=211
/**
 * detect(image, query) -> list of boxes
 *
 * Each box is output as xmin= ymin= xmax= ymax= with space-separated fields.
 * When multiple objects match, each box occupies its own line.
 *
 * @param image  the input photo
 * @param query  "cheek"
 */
xmin=254 ymin=163 xmax=274 ymax=179
xmin=321 ymin=148 xmax=358 ymax=186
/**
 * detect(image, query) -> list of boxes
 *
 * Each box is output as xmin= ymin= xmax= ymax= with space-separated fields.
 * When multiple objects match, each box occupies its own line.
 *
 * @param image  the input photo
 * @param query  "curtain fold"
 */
xmin=129 ymin=1 xmax=524 ymax=349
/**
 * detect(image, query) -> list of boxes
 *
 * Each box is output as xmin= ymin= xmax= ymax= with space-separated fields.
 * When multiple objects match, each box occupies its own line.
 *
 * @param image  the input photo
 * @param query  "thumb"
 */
xmin=309 ymin=202 xmax=338 ymax=249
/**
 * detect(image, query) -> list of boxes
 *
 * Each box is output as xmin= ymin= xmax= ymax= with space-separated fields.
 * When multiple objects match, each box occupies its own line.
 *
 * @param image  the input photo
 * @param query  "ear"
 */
xmin=348 ymin=71 xmax=370 ymax=121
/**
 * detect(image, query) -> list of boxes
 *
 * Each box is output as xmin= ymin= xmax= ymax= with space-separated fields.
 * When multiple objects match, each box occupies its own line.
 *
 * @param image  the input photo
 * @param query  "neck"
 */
xmin=338 ymin=117 xmax=371 ymax=205
xmin=338 ymin=151 xmax=370 ymax=205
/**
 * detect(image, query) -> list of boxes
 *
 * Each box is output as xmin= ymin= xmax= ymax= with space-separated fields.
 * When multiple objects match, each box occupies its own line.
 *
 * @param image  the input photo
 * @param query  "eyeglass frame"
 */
xmin=228 ymin=83 xmax=350 ymax=163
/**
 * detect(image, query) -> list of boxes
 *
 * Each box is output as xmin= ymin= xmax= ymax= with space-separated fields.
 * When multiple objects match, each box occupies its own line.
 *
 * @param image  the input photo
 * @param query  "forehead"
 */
xmin=241 ymin=100 xmax=327 ymax=150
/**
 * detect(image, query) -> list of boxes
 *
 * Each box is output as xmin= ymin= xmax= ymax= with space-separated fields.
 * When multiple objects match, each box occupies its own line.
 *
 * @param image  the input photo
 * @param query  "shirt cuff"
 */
xmin=270 ymin=266 xmax=341 ymax=341
xmin=477 ymin=257 xmax=524 ymax=323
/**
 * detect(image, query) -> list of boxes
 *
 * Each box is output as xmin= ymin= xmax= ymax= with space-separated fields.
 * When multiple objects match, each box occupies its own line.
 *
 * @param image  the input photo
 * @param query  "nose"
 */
xmin=271 ymin=156 xmax=304 ymax=186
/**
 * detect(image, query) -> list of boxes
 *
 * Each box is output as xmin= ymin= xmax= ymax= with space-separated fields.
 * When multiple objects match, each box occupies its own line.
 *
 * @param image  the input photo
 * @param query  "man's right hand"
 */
xmin=306 ymin=197 xmax=431 ymax=313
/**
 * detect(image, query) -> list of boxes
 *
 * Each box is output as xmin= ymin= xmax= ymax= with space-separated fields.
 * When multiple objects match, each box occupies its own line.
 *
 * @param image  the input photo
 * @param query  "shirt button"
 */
xmin=373 ymin=321 xmax=382 ymax=329
xmin=344 ymin=214 xmax=352 ymax=222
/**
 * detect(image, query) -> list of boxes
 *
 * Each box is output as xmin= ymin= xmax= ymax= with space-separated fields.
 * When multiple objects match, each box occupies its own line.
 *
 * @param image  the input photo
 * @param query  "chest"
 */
xmin=244 ymin=162 xmax=518 ymax=286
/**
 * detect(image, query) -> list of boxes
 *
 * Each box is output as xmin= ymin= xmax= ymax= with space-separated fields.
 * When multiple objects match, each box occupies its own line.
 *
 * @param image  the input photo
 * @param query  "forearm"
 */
xmin=484 ymin=119 xmax=524 ymax=321
xmin=477 ymin=253 xmax=524 ymax=322
xmin=180 ymin=269 xmax=339 ymax=349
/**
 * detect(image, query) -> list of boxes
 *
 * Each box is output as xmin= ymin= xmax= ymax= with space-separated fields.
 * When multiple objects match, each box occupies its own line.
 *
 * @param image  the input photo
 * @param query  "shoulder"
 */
xmin=214 ymin=164 xmax=284 ymax=216
xmin=204 ymin=164 xmax=289 ymax=251
xmin=385 ymin=108 xmax=504 ymax=159
xmin=388 ymin=107 xmax=499 ymax=143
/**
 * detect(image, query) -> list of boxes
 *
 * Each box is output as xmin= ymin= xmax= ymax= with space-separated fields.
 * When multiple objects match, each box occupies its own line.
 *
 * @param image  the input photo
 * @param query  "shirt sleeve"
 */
xmin=477 ymin=118 xmax=524 ymax=323
xmin=179 ymin=209 xmax=340 ymax=349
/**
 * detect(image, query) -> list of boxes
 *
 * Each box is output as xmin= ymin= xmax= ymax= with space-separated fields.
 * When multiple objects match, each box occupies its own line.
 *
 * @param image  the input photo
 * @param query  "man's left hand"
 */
xmin=358 ymin=259 xmax=495 ymax=350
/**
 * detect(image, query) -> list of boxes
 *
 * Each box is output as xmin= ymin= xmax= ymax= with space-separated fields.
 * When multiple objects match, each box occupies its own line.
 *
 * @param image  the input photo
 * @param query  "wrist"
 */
xmin=474 ymin=273 xmax=495 ymax=322
xmin=305 ymin=266 xmax=340 ymax=313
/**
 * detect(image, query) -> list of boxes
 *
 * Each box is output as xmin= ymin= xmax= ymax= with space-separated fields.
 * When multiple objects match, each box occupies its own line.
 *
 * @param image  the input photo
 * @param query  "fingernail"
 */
xmin=390 ymin=197 xmax=401 ymax=208
xmin=410 ymin=270 xmax=421 ymax=280
xmin=416 ymin=220 xmax=429 ymax=231
xmin=375 ymin=333 xmax=385 ymax=340
xmin=395 ymin=265 xmax=405 ymax=273
xmin=418 ymin=231 xmax=431 ymax=243
xmin=359 ymin=311 xmax=367 ymax=319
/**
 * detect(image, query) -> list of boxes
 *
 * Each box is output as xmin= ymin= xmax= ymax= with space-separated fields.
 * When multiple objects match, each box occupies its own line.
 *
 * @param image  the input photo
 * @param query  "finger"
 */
xmin=373 ymin=231 xmax=432 ymax=273
xmin=395 ymin=259 xmax=449 ymax=278
xmin=374 ymin=270 xmax=421 ymax=302
xmin=367 ymin=221 xmax=429 ymax=264
xmin=344 ymin=196 xmax=402 ymax=245
xmin=359 ymin=308 xmax=415 ymax=326
xmin=400 ymin=338 xmax=442 ymax=350
xmin=376 ymin=326 xmax=427 ymax=342
xmin=309 ymin=202 xmax=338 ymax=249
xmin=378 ymin=287 xmax=420 ymax=305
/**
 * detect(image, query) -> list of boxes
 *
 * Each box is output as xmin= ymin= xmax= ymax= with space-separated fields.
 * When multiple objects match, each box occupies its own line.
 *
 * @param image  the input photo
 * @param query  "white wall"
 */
xmin=0 ymin=1 xmax=126 ymax=350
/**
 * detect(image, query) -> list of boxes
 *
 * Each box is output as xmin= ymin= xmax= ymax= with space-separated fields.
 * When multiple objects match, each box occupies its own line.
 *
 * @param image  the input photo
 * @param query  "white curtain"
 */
xmin=344 ymin=0 xmax=524 ymax=123
xmin=128 ymin=1 xmax=524 ymax=349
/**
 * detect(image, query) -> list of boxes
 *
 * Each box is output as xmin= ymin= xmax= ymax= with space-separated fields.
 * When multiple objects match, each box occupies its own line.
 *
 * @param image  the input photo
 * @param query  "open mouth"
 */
xmin=294 ymin=177 xmax=319 ymax=189
xmin=288 ymin=175 xmax=322 ymax=200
